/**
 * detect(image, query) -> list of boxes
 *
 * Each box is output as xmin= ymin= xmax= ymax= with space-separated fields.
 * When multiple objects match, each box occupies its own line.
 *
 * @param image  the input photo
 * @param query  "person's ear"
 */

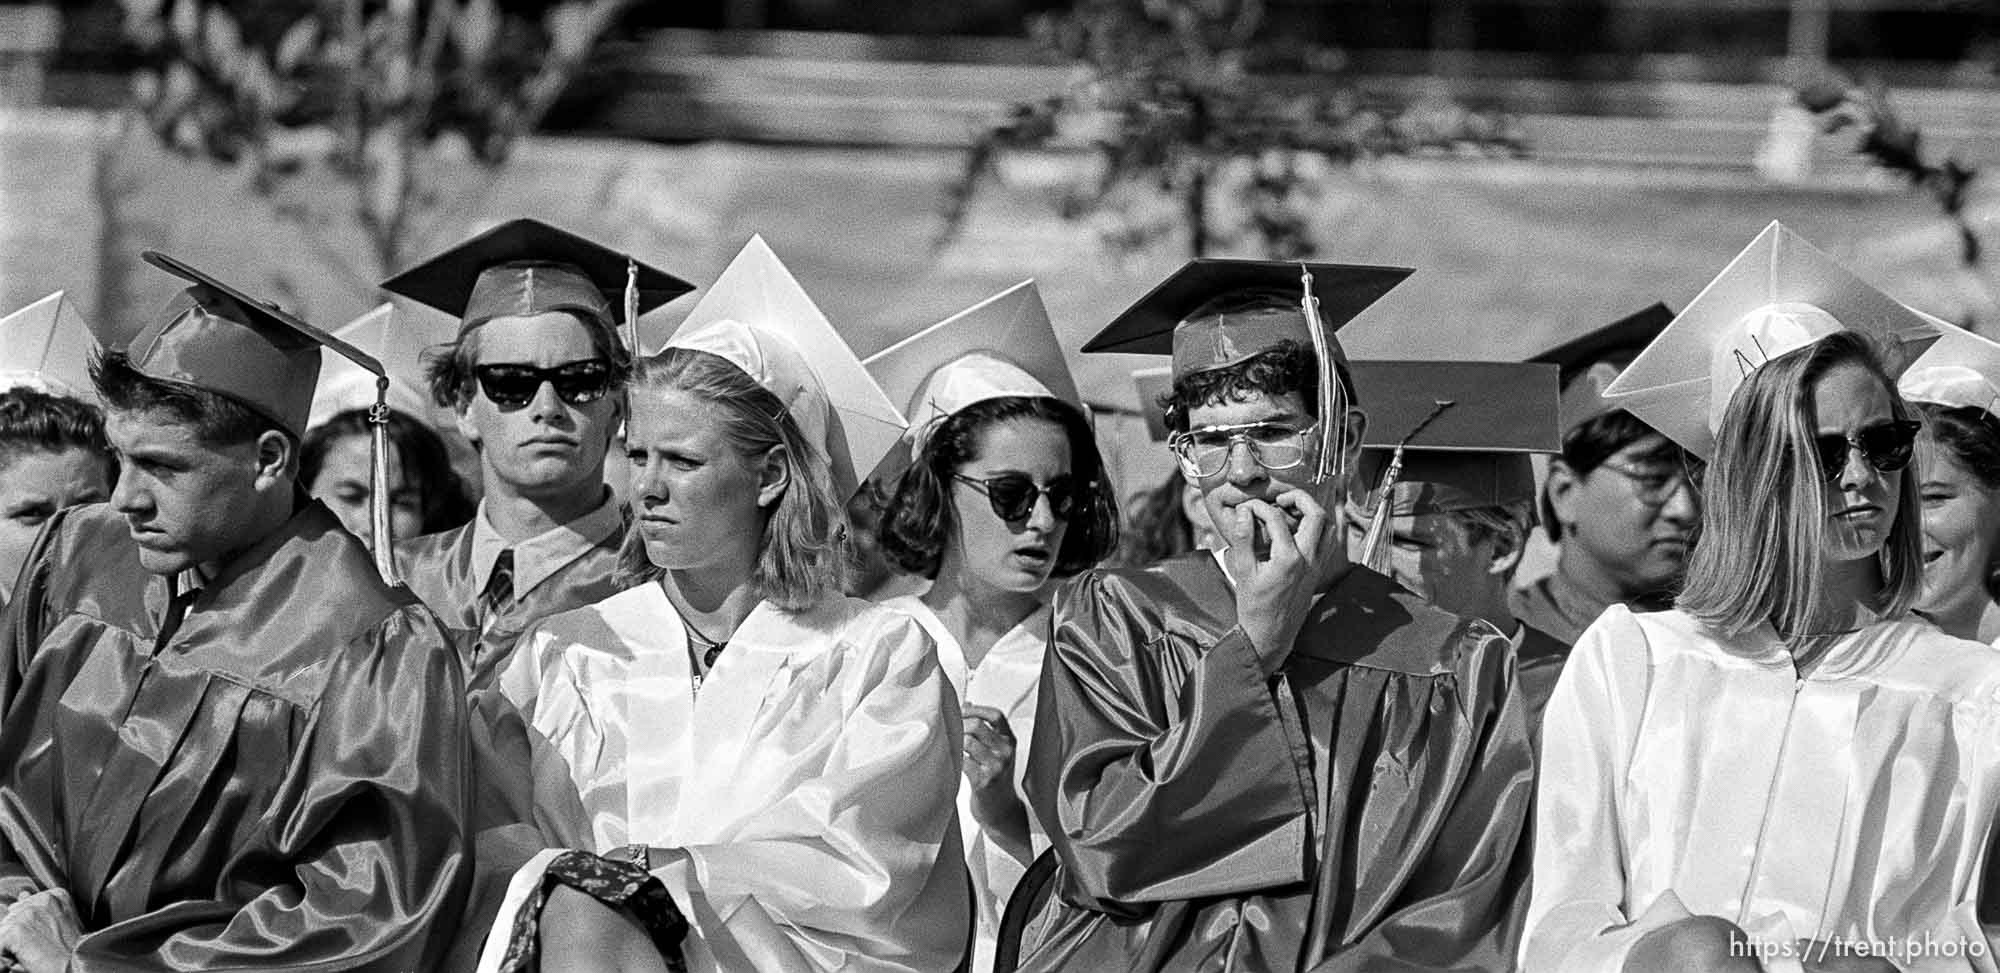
xmin=453 ymin=396 xmax=481 ymax=446
xmin=1487 ymin=522 xmax=1527 ymax=578
xmin=756 ymin=446 xmax=790 ymax=508
xmin=1546 ymin=459 xmax=1583 ymax=534
xmin=253 ymin=430 xmax=294 ymax=491
xmin=1340 ymin=407 xmax=1368 ymax=474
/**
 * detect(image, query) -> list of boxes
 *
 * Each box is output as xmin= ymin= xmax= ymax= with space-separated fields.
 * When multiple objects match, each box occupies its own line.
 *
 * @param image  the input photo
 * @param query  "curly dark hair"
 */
xmin=878 ymin=396 xmax=1119 ymax=580
xmin=1163 ymin=339 xmax=1352 ymax=434
xmin=299 ymin=408 xmax=476 ymax=535
xmin=0 ymin=387 xmax=115 ymax=476
xmin=90 ymin=350 xmax=290 ymax=449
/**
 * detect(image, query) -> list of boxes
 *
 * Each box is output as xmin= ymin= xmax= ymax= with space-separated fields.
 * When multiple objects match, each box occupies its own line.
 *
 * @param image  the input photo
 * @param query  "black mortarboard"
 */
xmin=380 ymin=218 xmax=694 ymax=347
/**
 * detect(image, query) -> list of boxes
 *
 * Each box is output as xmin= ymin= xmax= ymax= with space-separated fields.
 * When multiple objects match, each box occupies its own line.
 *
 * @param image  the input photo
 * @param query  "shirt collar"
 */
xmin=470 ymin=491 xmax=624 ymax=599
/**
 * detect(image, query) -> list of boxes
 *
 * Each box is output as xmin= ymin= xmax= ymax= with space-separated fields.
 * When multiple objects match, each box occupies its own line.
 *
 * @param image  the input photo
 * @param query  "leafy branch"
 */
xmin=1798 ymin=72 xmax=1982 ymax=267
xmin=119 ymin=0 xmax=635 ymax=278
xmin=942 ymin=0 xmax=1525 ymax=259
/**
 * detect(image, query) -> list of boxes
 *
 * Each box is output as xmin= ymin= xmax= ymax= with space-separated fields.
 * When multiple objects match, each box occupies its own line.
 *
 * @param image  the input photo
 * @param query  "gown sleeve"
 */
xmin=1024 ymin=570 xmax=1313 ymax=911
xmin=1521 ymin=603 xmax=1658 ymax=973
xmin=660 ymin=614 xmax=968 ymax=969
xmin=69 ymin=608 xmax=475 ymax=973
xmin=0 ymin=510 xmax=70 ymax=899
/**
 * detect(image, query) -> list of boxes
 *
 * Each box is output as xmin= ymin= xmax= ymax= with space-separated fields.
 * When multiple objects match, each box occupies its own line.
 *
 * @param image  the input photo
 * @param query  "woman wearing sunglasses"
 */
xmin=1525 ymin=224 xmax=2000 ymax=973
xmin=471 ymin=239 xmax=969 ymax=973
xmin=1900 ymin=326 xmax=2000 ymax=646
xmin=864 ymin=282 xmax=1119 ymax=971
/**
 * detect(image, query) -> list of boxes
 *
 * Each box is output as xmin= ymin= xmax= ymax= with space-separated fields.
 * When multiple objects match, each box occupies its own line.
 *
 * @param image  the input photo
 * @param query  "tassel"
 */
xmin=368 ymin=375 xmax=401 ymax=584
xmin=1357 ymin=446 xmax=1406 ymax=574
xmin=624 ymin=257 xmax=640 ymax=355
xmin=1298 ymin=264 xmax=1340 ymax=483
xmin=1357 ymin=398 xmax=1456 ymax=574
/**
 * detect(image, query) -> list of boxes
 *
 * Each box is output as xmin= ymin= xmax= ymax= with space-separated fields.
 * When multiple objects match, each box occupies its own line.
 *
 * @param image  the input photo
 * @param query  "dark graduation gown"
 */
xmin=1019 ymin=554 xmax=1534 ymax=973
xmin=1512 ymin=622 xmax=1572 ymax=742
xmin=395 ymin=513 xmax=628 ymax=694
xmin=0 ymin=501 xmax=471 ymax=972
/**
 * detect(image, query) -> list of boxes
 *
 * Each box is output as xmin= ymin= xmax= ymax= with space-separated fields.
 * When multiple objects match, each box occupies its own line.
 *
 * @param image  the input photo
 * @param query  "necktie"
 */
xmin=481 ymin=549 xmax=515 ymax=618
xmin=156 ymin=584 xmax=200 ymax=650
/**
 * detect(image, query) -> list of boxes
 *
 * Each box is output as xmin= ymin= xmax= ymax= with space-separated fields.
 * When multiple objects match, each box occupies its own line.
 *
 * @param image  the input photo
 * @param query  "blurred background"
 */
xmin=4 ymin=0 xmax=2000 ymax=494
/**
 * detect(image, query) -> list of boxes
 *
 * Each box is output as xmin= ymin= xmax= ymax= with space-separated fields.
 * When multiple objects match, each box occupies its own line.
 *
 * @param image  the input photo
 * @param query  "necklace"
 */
xmin=684 ymin=620 xmax=726 ymax=673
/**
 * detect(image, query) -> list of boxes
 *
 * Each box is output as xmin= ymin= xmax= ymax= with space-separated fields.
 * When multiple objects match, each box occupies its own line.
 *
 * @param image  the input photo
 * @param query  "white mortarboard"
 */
xmin=0 ymin=291 xmax=100 ymax=399
xmin=662 ymin=236 xmax=905 ymax=500
xmin=1603 ymin=221 xmax=1941 ymax=460
xmin=864 ymin=280 xmax=1081 ymax=469
xmin=1899 ymin=318 xmax=2000 ymax=418
xmin=1134 ymin=366 xmax=1173 ymax=442
xmin=308 ymin=304 xmax=434 ymax=429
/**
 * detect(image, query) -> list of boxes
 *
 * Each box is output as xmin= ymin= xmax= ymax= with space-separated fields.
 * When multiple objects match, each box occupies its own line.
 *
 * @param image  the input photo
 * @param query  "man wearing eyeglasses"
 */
xmin=1519 ymin=304 xmax=1702 ymax=645
xmin=381 ymin=219 xmax=691 ymax=692
xmin=1016 ymin=261 xmax=1533 ymax=973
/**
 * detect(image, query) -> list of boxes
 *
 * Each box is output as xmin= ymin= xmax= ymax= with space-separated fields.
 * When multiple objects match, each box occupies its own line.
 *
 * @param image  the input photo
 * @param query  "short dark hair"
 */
xmin=878 ymin=396 xmax=1119 ymax=580
xmin=90 ymin=350 xmax=291 ymax=450
xmin=0 ymin=387 xmax=115 ymax=474
xmin=424 ymin=311 xmax=633 ymax=409
xmin=1539 ymin=408 xmax=1687 ymax=542
xmin=1163 ymin=339 xmax=1353 ymax=434
xmin=299 ymin=408 xmax=476 ymax=534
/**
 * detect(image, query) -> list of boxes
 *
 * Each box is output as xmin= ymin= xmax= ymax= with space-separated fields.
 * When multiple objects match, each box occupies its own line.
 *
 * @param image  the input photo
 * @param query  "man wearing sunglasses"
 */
xmin=382 ymin=219 xmax=691 ymax=692
xmin=1016 ymin=261 xmax=1533 ymax=973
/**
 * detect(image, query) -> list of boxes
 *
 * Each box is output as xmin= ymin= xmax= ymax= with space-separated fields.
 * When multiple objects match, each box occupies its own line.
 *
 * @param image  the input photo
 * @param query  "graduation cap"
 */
xmin=308 ymin=303 xmax=434 ymax=430
xmin=380 ymin=218 xmax=694 ymax=352
xmin=1603 ymin=222 xmax=1941 ymax=461
xmin=1528 ymin=302 xmax=1673 ymax=434
xmin=662 ymin=235 xmax=905 ymax=501
xmin=1084 ymin=258 xmax=1414 ymax=482
xmin=864 ymin=280 xmax=1080 ymax=471
xmin=1134 ymin=366 xmax=1173 ymax=442
xmin=1899 ymin=318 xmax=2000 ymax=418
xmin=0 ymin=291 xmax=99 ymax=399
xmin=1345 ymin=360 xmax=1561 ymax=573
xmin=118 ymin=252 xmax=403 ymax=581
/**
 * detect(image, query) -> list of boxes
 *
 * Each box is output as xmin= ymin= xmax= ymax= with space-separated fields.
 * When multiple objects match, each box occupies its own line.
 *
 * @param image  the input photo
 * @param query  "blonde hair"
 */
xmin=617 ymin=347 xmax=849 ymax=611
xmin=1678 ymin=330 xmax=1922 ymax=646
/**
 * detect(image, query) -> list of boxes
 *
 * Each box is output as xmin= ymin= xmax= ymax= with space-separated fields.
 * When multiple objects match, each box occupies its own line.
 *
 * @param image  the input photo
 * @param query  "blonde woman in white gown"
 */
xmin=1526 ymin=224 xmax=2000 ymax=973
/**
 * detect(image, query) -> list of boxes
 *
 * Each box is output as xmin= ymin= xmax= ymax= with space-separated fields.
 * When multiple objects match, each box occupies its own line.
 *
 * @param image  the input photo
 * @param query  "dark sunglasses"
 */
xmin=1813 ymin=420 xmax=1921 ymax=481
xmin=473 ymin=360 xmax=613 ymax=409
xmin=952 ymin=473 xmax=1084 ymax=522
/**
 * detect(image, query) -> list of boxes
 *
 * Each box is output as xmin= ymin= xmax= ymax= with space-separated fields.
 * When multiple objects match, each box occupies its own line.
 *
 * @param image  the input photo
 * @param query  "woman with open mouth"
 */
xmin=863 ymin=280 xmax=1119 ymax=972
xmin=1525 ymin=223 xmax=2000 ymax=973
xmin=1900 ymin=325 xmax=2000 ymax=647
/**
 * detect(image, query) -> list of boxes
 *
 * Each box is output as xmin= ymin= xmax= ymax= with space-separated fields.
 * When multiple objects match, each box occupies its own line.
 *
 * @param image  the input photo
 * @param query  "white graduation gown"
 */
xmin=1526 ymin=604 xmax=2000 ymax=973
xmin=478 ymin=583 xmax=971 ymax=973
xmin=883 ymin=595 xmax=1050 ymax=970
